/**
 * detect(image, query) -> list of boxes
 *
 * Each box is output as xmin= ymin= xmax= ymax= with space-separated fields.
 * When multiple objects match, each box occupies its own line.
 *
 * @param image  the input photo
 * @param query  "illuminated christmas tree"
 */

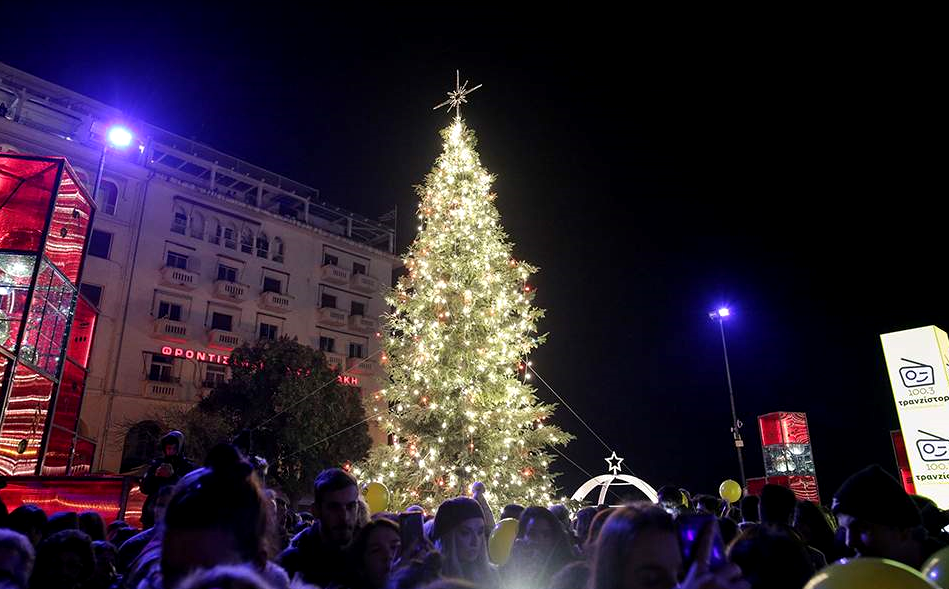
xmin=356 ymin=81 xmax=571 ymax=511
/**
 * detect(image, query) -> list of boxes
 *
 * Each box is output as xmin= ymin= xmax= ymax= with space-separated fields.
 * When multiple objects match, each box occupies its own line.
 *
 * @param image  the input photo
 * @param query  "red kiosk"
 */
xmin=0 ymin=154 xmax=141 ymax=523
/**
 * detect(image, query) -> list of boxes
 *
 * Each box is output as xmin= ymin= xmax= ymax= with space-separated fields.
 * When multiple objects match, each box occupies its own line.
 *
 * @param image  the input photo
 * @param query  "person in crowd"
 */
xmin=278 ymin=468 xmax=360 ymax=586
xmin=43 ymin=512 xmax=79 ymax=539
xmin=759 ymin=485 xmax=826 ymax=569
xmin=471 ymin=483 xmax=496 ymax=537
xmin=728 ymin=525 xmax=815 ymax=589
xmin=501 ymin=506 xmax=577 ymax=588
xmin=117 ymin=485 xmax=174 ymax=575
xmin=0 ymin=529 xmax=34 ymax=589
xmin=344 ymin=517 xmax=400 ymax=589
xmin=590 ymin=503 xmax=749 ymax=589
xmin=573 ymin=506 xmax=597 ymax=550
xmin=387 ymin=551 xmax=442 ymax=589
xmin=584 ymin=507 xmax=616 ymax=553
xmin=267 ymin=490 xmax=292 ymax=552
xmin=145 ymin=444 xmax=288 ymax=589
xmin=657 ymin=486 xmax=686 ymax=516
xmin=499 ymin=505 xmax=524 ymax=522
xmin=693 ymin=495 xmax=724 ymax=516
xmin=29 ymin=529 xmax=94 ymax=589
xmin=549 ymin=561 xmax=590 ymax=589
xmin=793 ymin=500 xmax=839 ymax=563
xmin=140 ymin=431 xmax=195 ymax=517
xmin=5 ymin=507 xmax=46 ymax=549
xmin=758 ymin=485 xmax=795 ymax=526
xmin=175 ymin=564 xmax=276 ymax=589
xmin=106 ymin=522 xmax=129 ymax=544
xmin=87 ymin=540 xmax=119 ymax=589
xmin=78 ymin=512 xmax=106 ymax=542
xmin=832 ymin=464 xmax=941 ymax=569
xmin=432 ymin=497 xmax=498 ymax=587
xmin=718 ymin=517 xmax=738 ymax=546
xmin=911 ymin=494 xmax=949 ymax=546
xmin=549 ymin=505 xmax=572 ymax=533
xmin=738 ymin=496 xmax=759 ymax=531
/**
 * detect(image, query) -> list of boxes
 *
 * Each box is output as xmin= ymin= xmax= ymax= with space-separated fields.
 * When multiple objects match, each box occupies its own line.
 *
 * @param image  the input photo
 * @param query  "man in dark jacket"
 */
xmin=278 ymin=468 xmax=359 ymax=586
xmin=139 ymin=431 xmax=194 ymax=514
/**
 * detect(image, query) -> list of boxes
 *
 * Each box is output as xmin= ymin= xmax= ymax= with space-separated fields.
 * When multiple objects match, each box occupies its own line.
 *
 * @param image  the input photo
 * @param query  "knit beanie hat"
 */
xmin=433 ymin=497 xmax=484 ymax=540
xmin=832 ymin=465 xmax=922 ymax=528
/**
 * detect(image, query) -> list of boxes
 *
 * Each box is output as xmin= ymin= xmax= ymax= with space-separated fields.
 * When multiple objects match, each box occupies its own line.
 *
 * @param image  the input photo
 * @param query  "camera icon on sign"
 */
xmin=899 ymin=358 xmax=934 ymax=387
xmin=917 ymin=430 xmax=949 ymax=462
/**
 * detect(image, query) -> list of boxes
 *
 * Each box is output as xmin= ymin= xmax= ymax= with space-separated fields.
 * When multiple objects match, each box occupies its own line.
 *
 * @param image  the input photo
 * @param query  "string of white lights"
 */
xmin=528 ymin=364 xmax=641 ymax=478
xmin=253 ymin=348 xmax=383 ymax=431
xmin=289 ymin=413 xmax=379 ymax=458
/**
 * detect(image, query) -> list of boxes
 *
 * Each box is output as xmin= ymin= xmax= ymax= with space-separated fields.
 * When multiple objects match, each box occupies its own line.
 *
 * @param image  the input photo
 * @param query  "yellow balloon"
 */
xmin=364 ymin=482 xmax=389 ymax=514
xmin=923 ymin=546 xmax=949 ymax=588
xmin=488 ymin=518 xmax=519 ymax=566
xmin=719 ymin=479 xmax=742 ymax=504
xmin=805 ymin=558 xmax=937 ymax=589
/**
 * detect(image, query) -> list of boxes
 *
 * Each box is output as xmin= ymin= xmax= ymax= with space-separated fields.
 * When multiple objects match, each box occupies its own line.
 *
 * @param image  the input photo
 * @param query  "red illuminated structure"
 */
xmin=0 ymin=154 xmax=98 ymax=476
xmin=754 ymin=412 xmax=820 ymax=502
xmin=891 ymin=430 xmax=916 ymax=495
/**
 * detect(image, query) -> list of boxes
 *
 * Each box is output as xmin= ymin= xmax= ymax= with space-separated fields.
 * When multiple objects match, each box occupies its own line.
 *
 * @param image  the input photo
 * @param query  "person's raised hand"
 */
xmin=679 ymin=520 xmax=749 ymax=589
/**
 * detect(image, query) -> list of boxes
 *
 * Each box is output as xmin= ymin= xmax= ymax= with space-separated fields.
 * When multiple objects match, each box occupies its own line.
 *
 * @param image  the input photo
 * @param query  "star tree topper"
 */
xmin=434 ymin=70 xmax=482 ymax=118
xmin=605 ymin=452 xmax=624 ymax=475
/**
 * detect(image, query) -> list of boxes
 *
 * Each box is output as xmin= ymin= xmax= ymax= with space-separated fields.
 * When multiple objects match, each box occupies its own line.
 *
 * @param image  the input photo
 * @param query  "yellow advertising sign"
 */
xmin=881 ymin=326 xmax=949 ymax=508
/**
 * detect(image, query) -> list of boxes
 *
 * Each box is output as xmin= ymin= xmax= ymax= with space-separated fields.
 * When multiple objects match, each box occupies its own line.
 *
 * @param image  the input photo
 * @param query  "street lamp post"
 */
xmin=710 ymin=307 xmax=746 ymax=488
xmin=91 ymin=125 xmax=133 ymax=202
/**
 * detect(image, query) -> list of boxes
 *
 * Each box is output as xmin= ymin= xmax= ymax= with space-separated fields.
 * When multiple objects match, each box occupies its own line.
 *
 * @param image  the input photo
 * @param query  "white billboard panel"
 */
xmin=881 ymin=326 xmax=949 ymax=508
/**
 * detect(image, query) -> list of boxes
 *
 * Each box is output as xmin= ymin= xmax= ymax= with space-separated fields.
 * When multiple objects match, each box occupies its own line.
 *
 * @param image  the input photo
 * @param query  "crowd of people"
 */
xmin=0 ymin=430 xmax=947 ymax=589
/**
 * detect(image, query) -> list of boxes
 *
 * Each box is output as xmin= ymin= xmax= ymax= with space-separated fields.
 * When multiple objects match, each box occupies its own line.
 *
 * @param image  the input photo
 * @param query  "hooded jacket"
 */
xmin=140 ymin=431 xmax=195 ymax=495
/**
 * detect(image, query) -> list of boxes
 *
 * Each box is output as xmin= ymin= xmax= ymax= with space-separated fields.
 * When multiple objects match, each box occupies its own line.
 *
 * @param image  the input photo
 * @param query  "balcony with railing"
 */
xmin=208 ymin=329 xmax=242 ymax=350
xmin=153 ymin=318 xmax=189 ymax=342
xmin=212 ymin=280 xmax=249 ymax=302
xmin=260 ymin=290 xmax=294 ymax=313
xmin=317 ymin=306 xmax=349 ymax=328
xmin=350 ymin=273 xmax=380 ymax=294
xmin=348 ymin=314 xmax=378 ymax=334
xmin=160 ymin=265 xmax=199 ymax=290
xmin=145 ymin=380 xmax=182 ymax=400
xmin=323 ymin=351 xmax=346 ymax=371
xmin=346 ymin=356 xmax=377 ymax=375
xmin=321 ymin=264 xmax=351 ymax=286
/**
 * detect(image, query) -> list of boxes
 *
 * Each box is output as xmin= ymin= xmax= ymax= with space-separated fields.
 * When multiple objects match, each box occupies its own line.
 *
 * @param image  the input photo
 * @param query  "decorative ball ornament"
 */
xmin=923 ymin=546 xmax=949 ymax=588
xmin=488 ymin=518 xmax=518 ymax=565
xmin=804 ymin=557 xmax=936 ymax=589
xmin=364 ymin=482 xmax=390 ymax=514
xmin=719 ymin=479 xmax=742 ymax=504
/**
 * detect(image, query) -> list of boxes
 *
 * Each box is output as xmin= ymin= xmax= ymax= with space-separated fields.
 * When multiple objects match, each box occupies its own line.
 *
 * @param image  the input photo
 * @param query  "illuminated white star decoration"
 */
xmin=605 ymin=451 xmax=624 ymax=475
xmin=434 ymin=70 xmax=483 ymax=118
xmin=572 ymin=453 xmax=659 ymax=505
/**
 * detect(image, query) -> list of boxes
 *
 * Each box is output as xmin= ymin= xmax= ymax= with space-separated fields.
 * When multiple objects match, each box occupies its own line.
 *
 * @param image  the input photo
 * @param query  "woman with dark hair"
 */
xmin=728 ymin=525 xmax=815 ymax=589
xmin=78 ymin=511 xmax=106 ymax=542
xmin=6 ymin=506 xmax=47 ymax=548
xmin=344 ymin=518 xmax=401 ymax=589
xmin=501 ymin=506 xmax=578 ymax=588
xmin=29 ymin=530 xmax=94 ymax=589
xmin=140 ymin=444 xmax=289 ymax=589
xmin=590 ymin=503 xmax=748 ymax=589
xmin=792 ymin=500 xmax=837 ymax=563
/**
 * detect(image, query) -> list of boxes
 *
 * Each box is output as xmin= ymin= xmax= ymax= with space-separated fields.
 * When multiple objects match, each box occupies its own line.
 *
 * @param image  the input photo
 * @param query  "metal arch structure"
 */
xmin=571 ymin=474 xmax=659 ymax=506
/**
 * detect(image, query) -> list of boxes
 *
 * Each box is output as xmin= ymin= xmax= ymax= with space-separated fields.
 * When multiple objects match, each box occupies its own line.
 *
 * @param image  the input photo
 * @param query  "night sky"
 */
xmin=2 ymin=6 xmax=944 ymax=501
